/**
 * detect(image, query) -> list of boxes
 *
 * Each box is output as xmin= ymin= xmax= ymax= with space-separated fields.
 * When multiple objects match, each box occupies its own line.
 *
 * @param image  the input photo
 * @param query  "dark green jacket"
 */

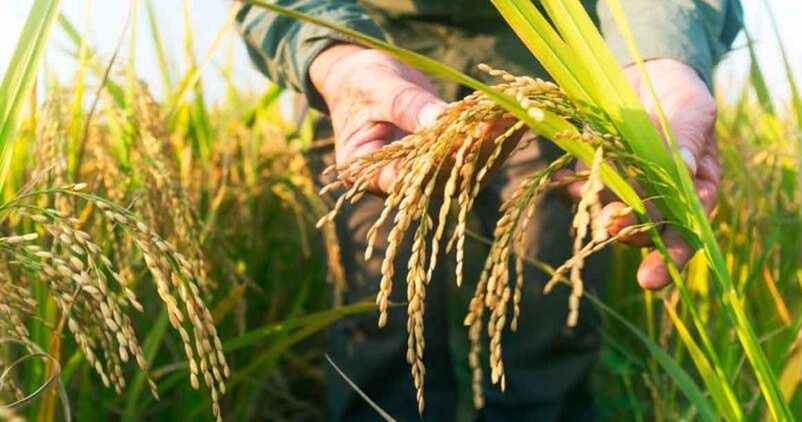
xmin=237 ymin=0 xmax=742 ymax=109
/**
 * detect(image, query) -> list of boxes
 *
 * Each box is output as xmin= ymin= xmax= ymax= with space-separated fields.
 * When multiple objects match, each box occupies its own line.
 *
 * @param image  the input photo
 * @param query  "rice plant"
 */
xmin=0 ymin=0 xmax=799 ymax=420
xmin=1 ymin=2 xmax=350 ymax=420
xmin=0 ymin=3 xmax=230 ymax=417
xmin=243 ymin=0 xmax=801 ymax=419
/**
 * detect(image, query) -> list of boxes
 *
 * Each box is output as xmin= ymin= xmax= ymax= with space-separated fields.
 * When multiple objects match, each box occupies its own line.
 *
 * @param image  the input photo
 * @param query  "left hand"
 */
xmin=585 ymin=59 xmax=720 ymax=289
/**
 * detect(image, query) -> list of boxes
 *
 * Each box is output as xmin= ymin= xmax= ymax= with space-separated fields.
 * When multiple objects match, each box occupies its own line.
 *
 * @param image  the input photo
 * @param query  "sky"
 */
xmin=0 ymin=0 xmax=800 ymax=107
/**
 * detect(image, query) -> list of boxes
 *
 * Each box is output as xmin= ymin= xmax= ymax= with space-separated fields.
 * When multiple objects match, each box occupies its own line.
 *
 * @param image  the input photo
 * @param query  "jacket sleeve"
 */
xmin=597 ymin=0 xmax=743 ymax=86
xmin=236 ymin=1 xmax=387 ymax=111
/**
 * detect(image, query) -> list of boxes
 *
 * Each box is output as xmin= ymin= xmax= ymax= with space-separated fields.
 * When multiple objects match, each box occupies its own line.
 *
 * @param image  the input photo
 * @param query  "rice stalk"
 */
xmin=0 ymin=180 xmax=229 ymax=420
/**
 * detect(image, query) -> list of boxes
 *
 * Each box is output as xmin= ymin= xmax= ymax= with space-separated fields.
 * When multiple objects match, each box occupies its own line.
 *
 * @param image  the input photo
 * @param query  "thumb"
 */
xmin=670 ymin=121 xmax=710 ymax=176
xmin=651 ymin=106 xmax=708 ymax=177
xmin=654 ymin=87 xmax=716 ymax=177
xmin=378 ymin=80 xmax=446 ymax=133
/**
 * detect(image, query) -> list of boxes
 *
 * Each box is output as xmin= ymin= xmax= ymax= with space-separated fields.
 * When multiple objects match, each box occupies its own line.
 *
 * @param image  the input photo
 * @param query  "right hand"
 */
xmin=310 ymin=45 xmax=448 ymax=194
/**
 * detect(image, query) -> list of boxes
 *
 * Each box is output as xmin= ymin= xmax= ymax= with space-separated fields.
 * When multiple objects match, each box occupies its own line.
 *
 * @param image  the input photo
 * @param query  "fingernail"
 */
xmin=417 ymin=102 xmax=446 ymax=129
xmin=679 ymin=147 xmax=698 ymax=175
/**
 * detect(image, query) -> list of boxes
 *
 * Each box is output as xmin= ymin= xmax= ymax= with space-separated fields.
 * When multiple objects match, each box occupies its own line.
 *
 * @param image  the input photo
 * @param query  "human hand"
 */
xmin=309 ymin=45 xmax=448 ymax=194
xmin=604 ymin=58 xmax=720 ymax=289
xmin=310 ymin=45 xmax=521 ymax=195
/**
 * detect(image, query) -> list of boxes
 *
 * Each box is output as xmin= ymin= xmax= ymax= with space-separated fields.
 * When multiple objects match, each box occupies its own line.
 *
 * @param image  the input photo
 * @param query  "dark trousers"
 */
xmin=313 ymin=124 xmax=608 ymax=422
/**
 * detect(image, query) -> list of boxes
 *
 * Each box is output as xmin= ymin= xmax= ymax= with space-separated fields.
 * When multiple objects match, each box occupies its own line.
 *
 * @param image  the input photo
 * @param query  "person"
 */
xmin=236 ymin=1 xmax=742 ymax=420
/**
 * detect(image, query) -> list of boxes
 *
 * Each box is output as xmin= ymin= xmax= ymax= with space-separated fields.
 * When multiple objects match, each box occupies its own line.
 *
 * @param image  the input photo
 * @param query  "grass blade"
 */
xmin=144 ymin=0 xmax=173 ymax=95
xmin=768 ymin=25 xmax=802 ymax=130
xmin=488 ymin=0 xmax=592 ymax=105
xmin=223 ymin=301 xmax=380 ymax=353
xmin=539 ymin=0 xmax=676 ymax=173
xmin=57 ymin=13 xmax=126 ymax=106
xmin=587 ymin=294 xmax=717 ymax=421
xmin=325 ymin=355 xmax=396 ymax=422
xmin=776 ymin=338 xmax=801 ymax=405
xmin=0 ymin=0 xmax=62 ymax=192
xmin=744 ymin=28 xmax=774 ymax=115
xmin=663 ymin=294 xmax=741 ymax=421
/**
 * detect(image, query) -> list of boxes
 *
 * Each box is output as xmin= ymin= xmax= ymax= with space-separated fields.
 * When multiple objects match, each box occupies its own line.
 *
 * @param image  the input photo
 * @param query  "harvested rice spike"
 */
xmin=453 ymin=141 xmax=483 ymax=287
xmin=406 ymin=227 xmax=428 ymax=414
xmin=316 ymin=65 xmax=633 ymax=411
xmin=376 ymin=158 xmax=434 ymax=326
xmin=426 ymin=134 xmax=473 ymax=284
xmin=474 ymin=120 xmax=526 ymax=184
xmin=365 ymin=155 xmax=419 ymax=261
xmin=465 ymin=255 xmax=495 ymax=408
xmin=566 ymin=147 xmax=604 ymax=327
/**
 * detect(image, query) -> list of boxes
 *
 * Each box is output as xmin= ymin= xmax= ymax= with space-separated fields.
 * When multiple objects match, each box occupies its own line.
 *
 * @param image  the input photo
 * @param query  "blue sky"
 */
xmin=0 ymin=1 xmax=800 ymax=108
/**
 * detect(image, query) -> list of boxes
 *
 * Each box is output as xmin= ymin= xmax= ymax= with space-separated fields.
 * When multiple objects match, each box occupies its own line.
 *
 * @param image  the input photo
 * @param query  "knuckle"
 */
xmin=676 ymin=125 xmax=708 ymax=151
xmin=386 ymin=83 xmax=425 ymax=124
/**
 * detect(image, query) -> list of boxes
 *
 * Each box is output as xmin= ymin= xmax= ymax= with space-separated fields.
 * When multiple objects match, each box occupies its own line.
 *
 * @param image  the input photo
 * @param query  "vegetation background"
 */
xmin=1 ymin=1 xmax=801 ymax=105
xmin=0 ymin=0 xmax=799 ymax=421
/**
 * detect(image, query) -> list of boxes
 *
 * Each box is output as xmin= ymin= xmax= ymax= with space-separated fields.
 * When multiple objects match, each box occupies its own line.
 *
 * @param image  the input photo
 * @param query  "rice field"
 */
xmin=0 ymin=0 xmax=800 ymax=421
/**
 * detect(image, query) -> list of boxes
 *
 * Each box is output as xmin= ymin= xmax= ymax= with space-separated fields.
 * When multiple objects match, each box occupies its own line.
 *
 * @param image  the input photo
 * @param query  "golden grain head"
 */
xmin=314 ymin=65 xmax=633 ymax=411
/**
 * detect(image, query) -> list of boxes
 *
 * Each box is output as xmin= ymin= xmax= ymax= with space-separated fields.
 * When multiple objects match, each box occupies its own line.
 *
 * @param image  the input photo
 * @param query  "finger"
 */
xmin=418 ymin=102 xmax=447 ymax=128
xmin=626 ymin=178 xmax=664 ymax=224
xmin=552 ymin=168 xmax=577 ymax=184
xmin=671 ymin=106 xmax=719 ymax=176
xmin=375 ymin=158 xmax=401 ymax=194
xmin=554 ymin=162 xmax=588 ymax=201
xmin=349 ymin=137 xmax=400 ymax=194
xmin=552 ymin=169 xmax=580 ymax=205
xmin=601 ymin=179 xmax=664 ymax=247
xmin=556 ymin=165 xmax=618 ymax=205
xmin=695 ymin=176 xmax=718 ymax=215
xmin=678 ymin=146 xmax=698 ymax=175
xmin=599 ymin=186 xmax=618 ymax=205
xmin=695 ymin=147 xmax=720 ymax=215
xmin=475 ymin=116 xmax=524 ymax=162
xmin=336 ymin=120 xmax=396 ymax=165
xmin=636 ymin=228 xmax=694 ymax=289
xmin=562 ymin=162 xmax=616 ymax=204
xmin=566 ymin=180 xmax=584 ymax=201
xmin=337 ymin=121 xmax=404 ymax=195
xmin=647 ymin=80 xmax=715 ymax=176
xmin=696 ymin=147 xmax=720 ymax=186
xmin=600 ymin=202 xmax=652 ymax=247
xmin=476 ymin=115 xmax=517 ymax=139
xmin=376 ymin=79 xmax=446 ymax=133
